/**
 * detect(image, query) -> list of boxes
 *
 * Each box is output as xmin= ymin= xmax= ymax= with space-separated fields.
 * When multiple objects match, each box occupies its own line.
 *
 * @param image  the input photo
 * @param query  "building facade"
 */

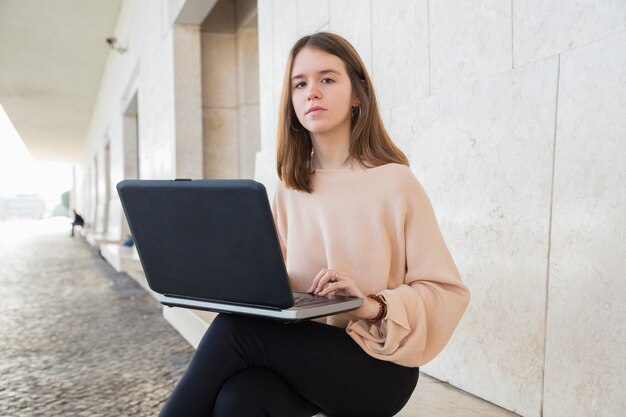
xmin=77 ymin=1 xmax=626 ymax=416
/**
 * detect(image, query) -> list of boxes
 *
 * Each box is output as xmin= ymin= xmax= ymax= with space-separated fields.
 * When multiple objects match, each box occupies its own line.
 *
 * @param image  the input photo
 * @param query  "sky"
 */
xmin=0 ymin=104 xmax=73 ymax=203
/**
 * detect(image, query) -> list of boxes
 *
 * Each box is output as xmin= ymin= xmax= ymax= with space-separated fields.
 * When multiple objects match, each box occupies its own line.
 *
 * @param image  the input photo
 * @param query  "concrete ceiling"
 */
xmin=0 ymin=0 xmax=122 ymax=164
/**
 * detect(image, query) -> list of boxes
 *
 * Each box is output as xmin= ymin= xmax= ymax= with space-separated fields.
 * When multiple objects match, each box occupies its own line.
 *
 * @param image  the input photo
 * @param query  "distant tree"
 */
xmin=61 ymin=190 xmax=70 ymax=210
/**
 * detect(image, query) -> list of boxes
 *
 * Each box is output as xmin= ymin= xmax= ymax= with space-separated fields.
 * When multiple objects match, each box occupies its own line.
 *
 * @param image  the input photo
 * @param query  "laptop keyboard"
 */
xmin=293 ymin=296 xmax=329 ymax=307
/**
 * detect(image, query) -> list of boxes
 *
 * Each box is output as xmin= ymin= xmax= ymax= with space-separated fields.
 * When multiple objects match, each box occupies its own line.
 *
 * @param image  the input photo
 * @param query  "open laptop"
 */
xmin=116 ymin=179 xmax=362 ymax=321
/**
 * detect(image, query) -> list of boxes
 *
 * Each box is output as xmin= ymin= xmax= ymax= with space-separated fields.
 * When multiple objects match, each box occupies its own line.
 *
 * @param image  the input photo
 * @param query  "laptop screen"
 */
xmin=117 ymin=179 xmax=294 ymax=309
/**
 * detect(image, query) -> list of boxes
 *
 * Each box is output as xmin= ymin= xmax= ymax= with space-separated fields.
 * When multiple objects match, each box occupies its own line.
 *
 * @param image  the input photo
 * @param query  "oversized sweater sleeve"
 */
xmin=346 ymin=174 xmax=470 ymax=367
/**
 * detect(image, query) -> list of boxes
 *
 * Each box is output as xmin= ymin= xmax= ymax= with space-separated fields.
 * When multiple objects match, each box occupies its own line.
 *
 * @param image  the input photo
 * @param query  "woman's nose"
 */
xmin=306 ymin=85 xmax=321 ymax=100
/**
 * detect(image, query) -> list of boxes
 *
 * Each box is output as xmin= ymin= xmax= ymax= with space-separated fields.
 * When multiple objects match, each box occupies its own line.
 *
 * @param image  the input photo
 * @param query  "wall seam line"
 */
xmin=268 ymin=0 xmax=275 ymax=151
xmin=427 ymin=0 xmax=431 ymax=96
xmin=370 ymin=0 xmax=374 ymax=75
xmin=235 ymin=27 xmax=241 ymax=178
xmin=540 ymin=53 xmax=561 ymax=417
xmin=510 ymin=0 xmax=514 ymax=68
xmin=328 ymin=0 xmax=332 ymax=32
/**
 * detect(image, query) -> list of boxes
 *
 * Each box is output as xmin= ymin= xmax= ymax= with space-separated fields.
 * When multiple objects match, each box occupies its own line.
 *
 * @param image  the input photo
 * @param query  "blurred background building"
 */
xmin=0 ymin=194 xmax=46 ymax=220
xmin=0 ymin=1 xmax=624 ymax=416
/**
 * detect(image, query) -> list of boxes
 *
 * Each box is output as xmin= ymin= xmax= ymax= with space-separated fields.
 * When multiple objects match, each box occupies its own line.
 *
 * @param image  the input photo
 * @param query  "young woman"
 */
xmin=158 ymin=32 xmax=470 ymax=417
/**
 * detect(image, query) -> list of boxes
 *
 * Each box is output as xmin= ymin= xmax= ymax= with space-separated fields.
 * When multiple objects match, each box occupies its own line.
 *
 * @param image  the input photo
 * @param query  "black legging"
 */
xmin=158 ymin=314 xmax=419 ymax=416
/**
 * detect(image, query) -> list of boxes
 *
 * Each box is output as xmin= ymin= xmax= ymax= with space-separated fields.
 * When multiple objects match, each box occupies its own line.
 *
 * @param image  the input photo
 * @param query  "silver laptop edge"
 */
xmin=158 ymin=292 xmax=363 ymax=320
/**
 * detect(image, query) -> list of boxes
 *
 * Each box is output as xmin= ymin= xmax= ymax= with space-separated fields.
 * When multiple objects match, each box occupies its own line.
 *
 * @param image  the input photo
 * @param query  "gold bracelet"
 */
xmin=366 ymin=294 xmax=386 ymax=324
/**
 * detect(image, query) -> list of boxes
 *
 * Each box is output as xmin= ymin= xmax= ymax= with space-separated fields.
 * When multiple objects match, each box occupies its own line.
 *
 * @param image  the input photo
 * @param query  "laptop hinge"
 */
xmin=163 ymin=294 xmax=283 ymax=311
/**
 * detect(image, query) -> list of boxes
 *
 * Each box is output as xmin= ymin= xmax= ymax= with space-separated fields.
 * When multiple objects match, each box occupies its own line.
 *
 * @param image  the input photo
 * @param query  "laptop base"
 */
xmin=158 ymin=292 xmax=362 ymax=322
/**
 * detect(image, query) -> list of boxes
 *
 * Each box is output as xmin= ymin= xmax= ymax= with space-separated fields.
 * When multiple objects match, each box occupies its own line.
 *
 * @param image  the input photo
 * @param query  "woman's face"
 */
xmin=290 ymin=47 xmax=356 ymax=136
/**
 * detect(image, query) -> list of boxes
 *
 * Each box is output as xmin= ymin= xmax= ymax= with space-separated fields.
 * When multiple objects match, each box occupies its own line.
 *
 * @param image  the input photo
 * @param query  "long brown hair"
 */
xmin=276 ymin=32 xmax=408 ymax=193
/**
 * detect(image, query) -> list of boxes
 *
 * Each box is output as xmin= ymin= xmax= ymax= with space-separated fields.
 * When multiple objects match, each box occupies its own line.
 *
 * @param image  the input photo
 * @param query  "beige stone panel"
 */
xmin=238 ymin=104 xmax=261 ymax=179
xmin=272 ymin=0 xmax=299 ymax=63
xmin=236 ymin=27 xmax=260 ymax=105
xmin=123 ymin=112 xmax=139 ymax=179
xmin=513 ymin=0 xmax=626 ymax=66
xmin=201 ymin=33 xmax=238 ymax=108
xmin=272 ymin=0 xmax=299 ymax=140
xmin=137 ymin=98 xmax=176 ymax=179
xmin=430 ymin=0 xmax=512 ymax=94
xmin=329 ymin=0 xmax=372 ymax=71
xmin=136 ymin=29 xmax=177 ymax=180
xmin=296 ymin=0 xmax=329 ymax=36
xmin=372 ymin=0 xmax=429 ymax=110
xmin=543 ymin=33 xmax=626 ymax=417
xmin=174 ymin=25 xmax=204 ymax=179
xmin=203 ymin=108 xmax=239 ymax=179
xmin=257 ymin=0 xmax=277 ymax=149
xmin=391 ymin=56 xmax=559 ymax=417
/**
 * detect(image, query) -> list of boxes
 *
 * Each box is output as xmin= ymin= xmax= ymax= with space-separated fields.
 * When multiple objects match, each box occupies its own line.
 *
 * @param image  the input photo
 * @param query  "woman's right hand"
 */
xmin=307 ymin=268 xmax=381 ymax=321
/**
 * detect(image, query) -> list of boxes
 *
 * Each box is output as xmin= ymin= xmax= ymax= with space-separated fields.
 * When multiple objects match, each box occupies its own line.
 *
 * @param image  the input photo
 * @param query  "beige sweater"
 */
xmin=272 ymin=163 xmax=470 ymax=367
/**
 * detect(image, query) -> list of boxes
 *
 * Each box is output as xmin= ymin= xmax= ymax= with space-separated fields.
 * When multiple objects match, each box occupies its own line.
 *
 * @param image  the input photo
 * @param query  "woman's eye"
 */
xmin=321 ymin=78 xmax=335 ymax=84
xmin=294 ymin=81 xmax=306 ymax=89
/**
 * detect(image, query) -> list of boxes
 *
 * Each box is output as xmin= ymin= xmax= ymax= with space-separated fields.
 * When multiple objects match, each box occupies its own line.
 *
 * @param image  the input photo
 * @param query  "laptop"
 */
xmin=116 ymin=179 xmax=362 ymax=321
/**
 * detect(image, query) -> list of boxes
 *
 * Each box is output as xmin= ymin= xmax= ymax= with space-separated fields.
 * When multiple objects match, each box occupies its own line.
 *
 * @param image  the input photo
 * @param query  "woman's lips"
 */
xmin=306 ymin=107 xmax=326 ymax=116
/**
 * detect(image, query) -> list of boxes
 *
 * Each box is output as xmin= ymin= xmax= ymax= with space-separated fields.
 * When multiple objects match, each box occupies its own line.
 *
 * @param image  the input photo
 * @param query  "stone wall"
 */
xmin=254 ymin=1 xmax=626 ymax=416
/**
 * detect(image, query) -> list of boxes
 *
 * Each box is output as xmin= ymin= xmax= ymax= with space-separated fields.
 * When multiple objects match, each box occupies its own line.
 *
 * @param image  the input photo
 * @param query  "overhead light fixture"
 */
xmin=106 ymin=37 xmax=127 ymax=54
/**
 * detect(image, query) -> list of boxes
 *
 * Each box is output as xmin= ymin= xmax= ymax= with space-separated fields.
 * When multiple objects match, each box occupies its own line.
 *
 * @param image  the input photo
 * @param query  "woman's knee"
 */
xmin=212 ymin=368 xmax=278 ymax=417
xmin=213 ymin=367 xmax=319 ymax=417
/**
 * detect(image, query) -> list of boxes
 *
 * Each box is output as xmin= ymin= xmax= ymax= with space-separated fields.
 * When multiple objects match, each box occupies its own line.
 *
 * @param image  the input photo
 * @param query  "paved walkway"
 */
xmin=0 ymin=218 xmax=194 ymax=417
